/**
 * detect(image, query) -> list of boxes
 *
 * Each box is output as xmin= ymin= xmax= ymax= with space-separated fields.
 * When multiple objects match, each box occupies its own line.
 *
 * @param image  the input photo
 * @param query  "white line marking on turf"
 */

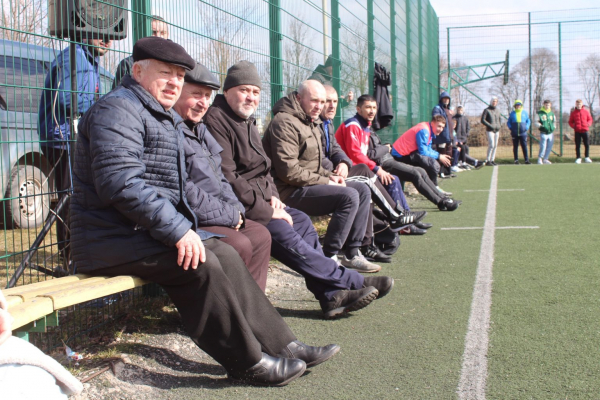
xmin=442 ymin=226 xmax=539 ymax=231
xmin=464 ymin=189 xmax=524 ymax=192
xmin=457 ymin=165 xmax=498 ymax=399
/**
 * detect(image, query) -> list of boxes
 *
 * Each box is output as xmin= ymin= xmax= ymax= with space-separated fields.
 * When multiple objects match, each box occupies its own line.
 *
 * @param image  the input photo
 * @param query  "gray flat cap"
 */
xmin=185 ymin=62 xmax=220 ymax=90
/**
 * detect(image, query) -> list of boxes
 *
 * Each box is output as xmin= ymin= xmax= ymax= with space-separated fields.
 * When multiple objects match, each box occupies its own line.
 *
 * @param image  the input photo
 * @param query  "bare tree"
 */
xmin=529 ymin=48 xmax=559 ymax=112
xmin=490 ymin=59 xmax=529 ymax=116
xmin=1 ymin=0 xmax=48 ymax=45
xmin=282 ymin=14 xmax=316 ymax=93
xmin=340 ymin=21 xmax=369 ymax=97
xmin=577 ymin=53 xmax=600 ymax=118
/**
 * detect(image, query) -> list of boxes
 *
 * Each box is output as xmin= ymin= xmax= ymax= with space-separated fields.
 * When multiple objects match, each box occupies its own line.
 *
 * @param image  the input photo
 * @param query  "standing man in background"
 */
xmin=568 ymin=99 xmax=593 ymax=164
xmin=537 ymin=100 xmax=556 ymax=165
xmin=481 ymin=96 xmax=501 ymax=166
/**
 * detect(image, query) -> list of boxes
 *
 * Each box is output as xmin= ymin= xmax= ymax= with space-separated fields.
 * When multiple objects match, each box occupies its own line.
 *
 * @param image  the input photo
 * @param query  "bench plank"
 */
xmin=5 ymin=277 xmax=108 ymax=304
xmin=3 ymin=274 xmax=91 ymax=297
xmin=11 ymin=297 xmax=55 ymax=329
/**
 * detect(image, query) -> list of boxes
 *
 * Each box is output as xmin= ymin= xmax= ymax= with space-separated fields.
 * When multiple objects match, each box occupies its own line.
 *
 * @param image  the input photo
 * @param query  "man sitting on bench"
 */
xmin=70 ymin=37 xmax=339 ymax=387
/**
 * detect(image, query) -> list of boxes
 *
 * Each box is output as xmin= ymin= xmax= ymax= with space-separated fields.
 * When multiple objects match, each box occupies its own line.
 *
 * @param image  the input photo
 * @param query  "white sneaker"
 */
xmin=537 ymin=158 xmax=543 ymax=165
xmin=340 ymin=251 xmax=381 ymax=273
xmin=436 ymin=186 xmax=453 ymax=196
xmin=585 ymin=157 xmax=592 ymax=163
xmin=575 ymin=158 xmax=582 ymax=164
xmin=450 ymin=166 xmax=459 ymax=173
xmin=543 ymin=159 xmax=552 ymax=165
xmin=330 ymin=254 xmax=341 ymax=266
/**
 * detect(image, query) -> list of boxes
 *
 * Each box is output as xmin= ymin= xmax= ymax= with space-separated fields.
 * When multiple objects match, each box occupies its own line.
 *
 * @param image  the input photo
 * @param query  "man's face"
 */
xmin=544 ymin=102 xmax=552 ymax=110
xmin=224 ymin=85 xmax=261 ymax=119
xmin=133 ymin=59 xmax=185 ymax=110
xmin=151 ymin=19 xmax=169 ymax=39
xmin=457 ymin=108 xmax=464 ymax=115
xmin=515 ymin=104 xmax=522 ymax=110
xmin=491 ymin=99 xmax=498 ymax=107
xmin=442 ymin=97 xmax=450 ymax=106
xmin=87 ymin=38 xmax=112 ymax=57
xmin=576 ymin=101 xmax=583 ymax=109
xmin=174 ymin=83 xmax=212 ymax=123
xmin=321 ymin=88 xmax=338 ymax=121
xmin=297 ymin=83 xmax=326 ymax=120
xmin=356 ymin=100 xmax=377 ymax=122
xmin=432 ymin=121 xmax=446 ymax=135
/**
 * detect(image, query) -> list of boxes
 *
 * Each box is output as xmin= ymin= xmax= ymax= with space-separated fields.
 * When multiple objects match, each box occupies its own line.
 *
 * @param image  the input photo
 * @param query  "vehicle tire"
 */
xmin=4 ymin=165 xmax=50 ymax=229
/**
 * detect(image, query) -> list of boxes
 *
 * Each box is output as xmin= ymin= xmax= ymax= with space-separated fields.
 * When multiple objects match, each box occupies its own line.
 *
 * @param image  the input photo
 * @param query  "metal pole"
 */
xmin=131 ymin=0 xmax=151 ymax=43
xmin=331 ymin=0 xmax=342 ymax=128
xmin=269 ymin=0 xmax=284 ymax=109
xmin=367 ymin=0 xmax=374 ymax=95
xmin=406 ymin=0 xmax=412 ymax=126
xmin=559 ymin=23 xmax=563 ymax=156
xmin=528 ymin=12 xmax=533 ymax=157
xmin=322 ymin=0 xmax=329 ymax=64
xmin=390 ymin=0 xmax=397 ymax=136
xmin=418 ymin=1 xmax=424 ymax=120
xmin=447 ymin=27 xmax=451 ymax=93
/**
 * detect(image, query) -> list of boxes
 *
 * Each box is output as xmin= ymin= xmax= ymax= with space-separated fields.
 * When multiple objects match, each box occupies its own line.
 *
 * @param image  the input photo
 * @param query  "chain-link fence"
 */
xmin=1 ymin=0 xmax=438 ymax=348
xmin=439 ymin=8 xmax=600 ymax=163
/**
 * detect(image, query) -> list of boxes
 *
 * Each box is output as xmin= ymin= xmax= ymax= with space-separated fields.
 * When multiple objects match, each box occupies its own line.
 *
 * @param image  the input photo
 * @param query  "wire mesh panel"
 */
xmin=1 ymin=0 xmax=439 ymax=349
xmin=440 ymin=8 xmax=600 ymax=162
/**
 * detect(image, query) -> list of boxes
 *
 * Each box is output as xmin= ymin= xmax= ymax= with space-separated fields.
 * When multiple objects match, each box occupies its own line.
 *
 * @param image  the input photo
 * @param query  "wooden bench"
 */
xmin=4 ymin=274 xmax=150 ymax=341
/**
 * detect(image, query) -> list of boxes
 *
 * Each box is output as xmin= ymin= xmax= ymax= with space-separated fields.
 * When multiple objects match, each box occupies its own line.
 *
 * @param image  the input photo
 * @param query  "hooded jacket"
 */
xmin=183 ymin=121 xmax=245 ymax=228
xmin=507 ymin=107 xmax=531 ymax=137
xmin=203 ymin=94 xmax=279 ymax=226
xmin=568 ymin=106 xmax=593 ymax=133
xmin=372 ymin=62 xmax=393 ymax=131
xmin=431 ymin=91 xmax=453 ymax=144
xmin=262 ymin=91 xmax=333 ymax=201
xmin=453 ymin=113 xmax=470 ymax=143
xmin=537 ymin=107 xmax=556 ymax=134
xmin=71 ymin=76 xmax=209 ymax=271
xmin=481 ymin=101 xmax=502 ymax=132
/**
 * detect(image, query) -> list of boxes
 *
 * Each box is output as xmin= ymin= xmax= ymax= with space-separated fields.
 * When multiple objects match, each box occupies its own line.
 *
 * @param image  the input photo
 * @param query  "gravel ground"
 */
xmin=68 ymin=262 xmax=310 ymax=400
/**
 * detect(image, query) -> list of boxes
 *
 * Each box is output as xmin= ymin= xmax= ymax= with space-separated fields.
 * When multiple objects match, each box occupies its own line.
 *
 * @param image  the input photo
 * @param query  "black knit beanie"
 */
xmin=223 ymin=60 xmax=262 ymax=91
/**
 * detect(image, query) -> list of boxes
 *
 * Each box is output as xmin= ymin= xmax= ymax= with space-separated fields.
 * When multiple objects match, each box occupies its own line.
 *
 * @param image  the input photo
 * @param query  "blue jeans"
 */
xmin=538 ymin=133 xmax=554 ymax=160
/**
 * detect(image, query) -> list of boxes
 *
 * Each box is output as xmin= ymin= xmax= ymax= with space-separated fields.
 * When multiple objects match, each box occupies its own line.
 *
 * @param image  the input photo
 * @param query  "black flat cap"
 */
xmin=132 ymin=37 xmax=195 ymax=70
xmin=185 ymin=62 xmax=220 ymax=90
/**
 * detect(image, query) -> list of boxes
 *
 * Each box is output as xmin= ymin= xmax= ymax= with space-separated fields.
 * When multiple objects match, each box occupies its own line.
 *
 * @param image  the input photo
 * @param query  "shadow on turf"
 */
xmin=275 ymin=305 xmax=358 ymax=320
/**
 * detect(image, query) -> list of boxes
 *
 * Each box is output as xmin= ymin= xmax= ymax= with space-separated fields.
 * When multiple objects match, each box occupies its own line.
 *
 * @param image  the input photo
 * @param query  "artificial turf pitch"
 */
xmin=173 ymin=163 xmax=600 ymax=399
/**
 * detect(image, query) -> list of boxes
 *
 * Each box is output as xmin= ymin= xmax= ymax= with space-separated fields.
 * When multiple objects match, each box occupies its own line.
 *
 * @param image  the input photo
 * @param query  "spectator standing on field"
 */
xmin=507 ymin=99 xmax=531 ymax=164
xmin=537 ymin=100 xmax=556 ymax=165
xmin=453 ymin=105 xmax=483 ymax=169
xmin=568 ymin=99 xmax=593 ymax=163
xmin=481 ymin=96 xmax=501 ymax=166
xmin=432 ymin=91 xmax=454 ymax=176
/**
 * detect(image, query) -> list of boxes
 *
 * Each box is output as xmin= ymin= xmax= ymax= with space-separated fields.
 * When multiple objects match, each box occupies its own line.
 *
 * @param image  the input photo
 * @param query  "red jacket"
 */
xmin=569 ymin=107 xmax=593 ymax=133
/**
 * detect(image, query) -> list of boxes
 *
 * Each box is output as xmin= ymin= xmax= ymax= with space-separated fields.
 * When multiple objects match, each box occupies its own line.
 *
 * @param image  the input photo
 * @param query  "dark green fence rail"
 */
xmin=0 ymin=0 xmax=438 ymax=349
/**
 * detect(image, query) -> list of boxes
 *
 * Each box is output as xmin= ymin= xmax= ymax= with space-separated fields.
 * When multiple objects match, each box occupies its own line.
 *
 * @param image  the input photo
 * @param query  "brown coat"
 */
xmin=203 ymin=94 xmax=278 ymax=226
xmin=262 ymin=92 xmax=332 ymax=201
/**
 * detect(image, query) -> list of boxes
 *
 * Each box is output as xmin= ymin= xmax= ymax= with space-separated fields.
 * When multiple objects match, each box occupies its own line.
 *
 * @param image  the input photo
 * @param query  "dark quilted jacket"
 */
xmin=71 ymin=76 xmax=206 ymax=272
xmin=320 ymin=119 xmax=352 ymax=172
xmin=183 ymin=121 xmax=245 ymax=228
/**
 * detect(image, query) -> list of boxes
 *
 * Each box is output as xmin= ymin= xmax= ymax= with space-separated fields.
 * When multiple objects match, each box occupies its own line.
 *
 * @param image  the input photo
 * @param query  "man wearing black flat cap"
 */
xmin=71 ymin=38 xmax=337 ymax=387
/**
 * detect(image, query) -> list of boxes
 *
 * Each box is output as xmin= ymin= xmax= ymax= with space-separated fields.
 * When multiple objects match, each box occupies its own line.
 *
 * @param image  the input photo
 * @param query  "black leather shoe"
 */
xmin=414 ymin=221 xmax=433 ymax=230
xmin=228 ymin=353 xmax=306 ymax=387
xmin=320 ymin=287 xmax=379 ymax=319
xmin=438 ymin=198 xmax=460 ymax=211
xmin=362 ymin=276 xmax=394 ymax=299
xmin=361 ymin=244 xmax=392 ymax=263
xmin=400 ymin=225 xmax=427 ymax=235
xmin=277 ymin=340 xmax=341 ymax=368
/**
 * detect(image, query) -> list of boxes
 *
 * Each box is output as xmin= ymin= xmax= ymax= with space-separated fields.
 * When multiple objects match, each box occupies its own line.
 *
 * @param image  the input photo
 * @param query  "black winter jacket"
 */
xmin=372 ymin=62 xmax=393 ymax=131
xmin=320 ymin=119 xmax=352 ymax=171
xmin=183 ymin=121 xmax=245 ymax=228
xmin=71 ymin=76 xmax=213 ymax=272
xmin=204 ymin=95 xmax=278 ymax=226
xmin=453 ymin=113 xmax=470 ymax=143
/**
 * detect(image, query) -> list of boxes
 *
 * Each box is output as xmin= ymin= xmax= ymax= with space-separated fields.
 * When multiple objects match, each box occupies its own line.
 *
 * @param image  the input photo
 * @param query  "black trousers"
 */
xmin=85 ymin=238 xmax=295 ymax=372
xmin=383 ymin=157 xmax=443 ymax=205
xmin=512 ymin=136 xmax=529 ymax=161
xmin=575 ymin=132 xmax=590 ymax=158
xmin=285 ymin=181 xmax=370 ymax=255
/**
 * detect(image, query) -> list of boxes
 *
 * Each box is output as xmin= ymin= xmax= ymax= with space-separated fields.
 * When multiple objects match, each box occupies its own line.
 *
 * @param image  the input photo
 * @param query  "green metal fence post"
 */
xmin=390 ymin=0 xmax=397 ymax=136
xmin=528 ymin=12 xmax=533 ymax=156
xmin=131 ymin=0 xmax=152 ymax=43
xmin=447 ymin=27 xmax=451 ymax=93
xmin=269 ymin=0 xmax=284 ymax=109
xmin=406 ymin=0 xmax=412 ymax=126
xmin=559 ymin=22 xmax=563 ymax=156
xmin=367 ymin=0 xmax=375 ymax=95
xmin=331 ymin=0 xmax=342 ymax=128
xmin=418 ymin=0 xmax=424 ymax=121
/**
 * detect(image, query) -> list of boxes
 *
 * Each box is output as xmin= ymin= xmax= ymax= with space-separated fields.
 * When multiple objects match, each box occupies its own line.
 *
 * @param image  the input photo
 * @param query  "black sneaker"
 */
xmin=414 ymin=221 xmax=433 ymax=229
xmin=524 ymin=160 xmax=531 ymax=165
xmin=400 ymin=225 xmax=427 ymax=235
xmin=320 ymin=287 xmax=379 ymax=319
xmin=361 ymin=244 xmax=392 ymax=263
xmin=474 ymin=161 xmax=485 ymax=169
xmin=362 ymin=276 xmax=394 ymax=299
xmin=438 ymin=198 xmax=460 ymax=211
xmin=390 ymin=210 xmax=426 ymax=231
xmin=491 ymin=161 xmax=498 ymax=166
xmin=514 ymin=160 xmax=520 ymax=165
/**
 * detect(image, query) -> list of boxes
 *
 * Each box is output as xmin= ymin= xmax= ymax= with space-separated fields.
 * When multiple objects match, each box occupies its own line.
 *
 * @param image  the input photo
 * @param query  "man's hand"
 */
xmin=270 ymin=197 xmax=286 ymax=209
xmin=175 ymin=230 xmax=206 ymax=270
xmin=272 ymin=207 xmax=293 ymax=226
xmin=333 ymin=163 xmax=349 ymax=179
xmin=376 ymin=168 xmax=395 ymax=185
xmin=328 ymin=175 xmax=346 ymax=186
xmin=439 ymin=154 xmax=452 ymax=167
xmin=234 ymin=212 xmax=243 ymax=231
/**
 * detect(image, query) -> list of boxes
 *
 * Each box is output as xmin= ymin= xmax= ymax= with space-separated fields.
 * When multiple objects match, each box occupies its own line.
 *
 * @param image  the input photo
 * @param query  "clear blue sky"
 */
xmin=429 ymin=1 xmax=600 ymax=17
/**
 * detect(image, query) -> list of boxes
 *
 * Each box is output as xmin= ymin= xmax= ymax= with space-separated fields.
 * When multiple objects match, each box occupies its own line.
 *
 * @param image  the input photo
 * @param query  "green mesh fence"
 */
xmin=0 ymin=0 xmax=438 ymax=348
xmin=440 ymin=8 xmax=600 ymax=162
